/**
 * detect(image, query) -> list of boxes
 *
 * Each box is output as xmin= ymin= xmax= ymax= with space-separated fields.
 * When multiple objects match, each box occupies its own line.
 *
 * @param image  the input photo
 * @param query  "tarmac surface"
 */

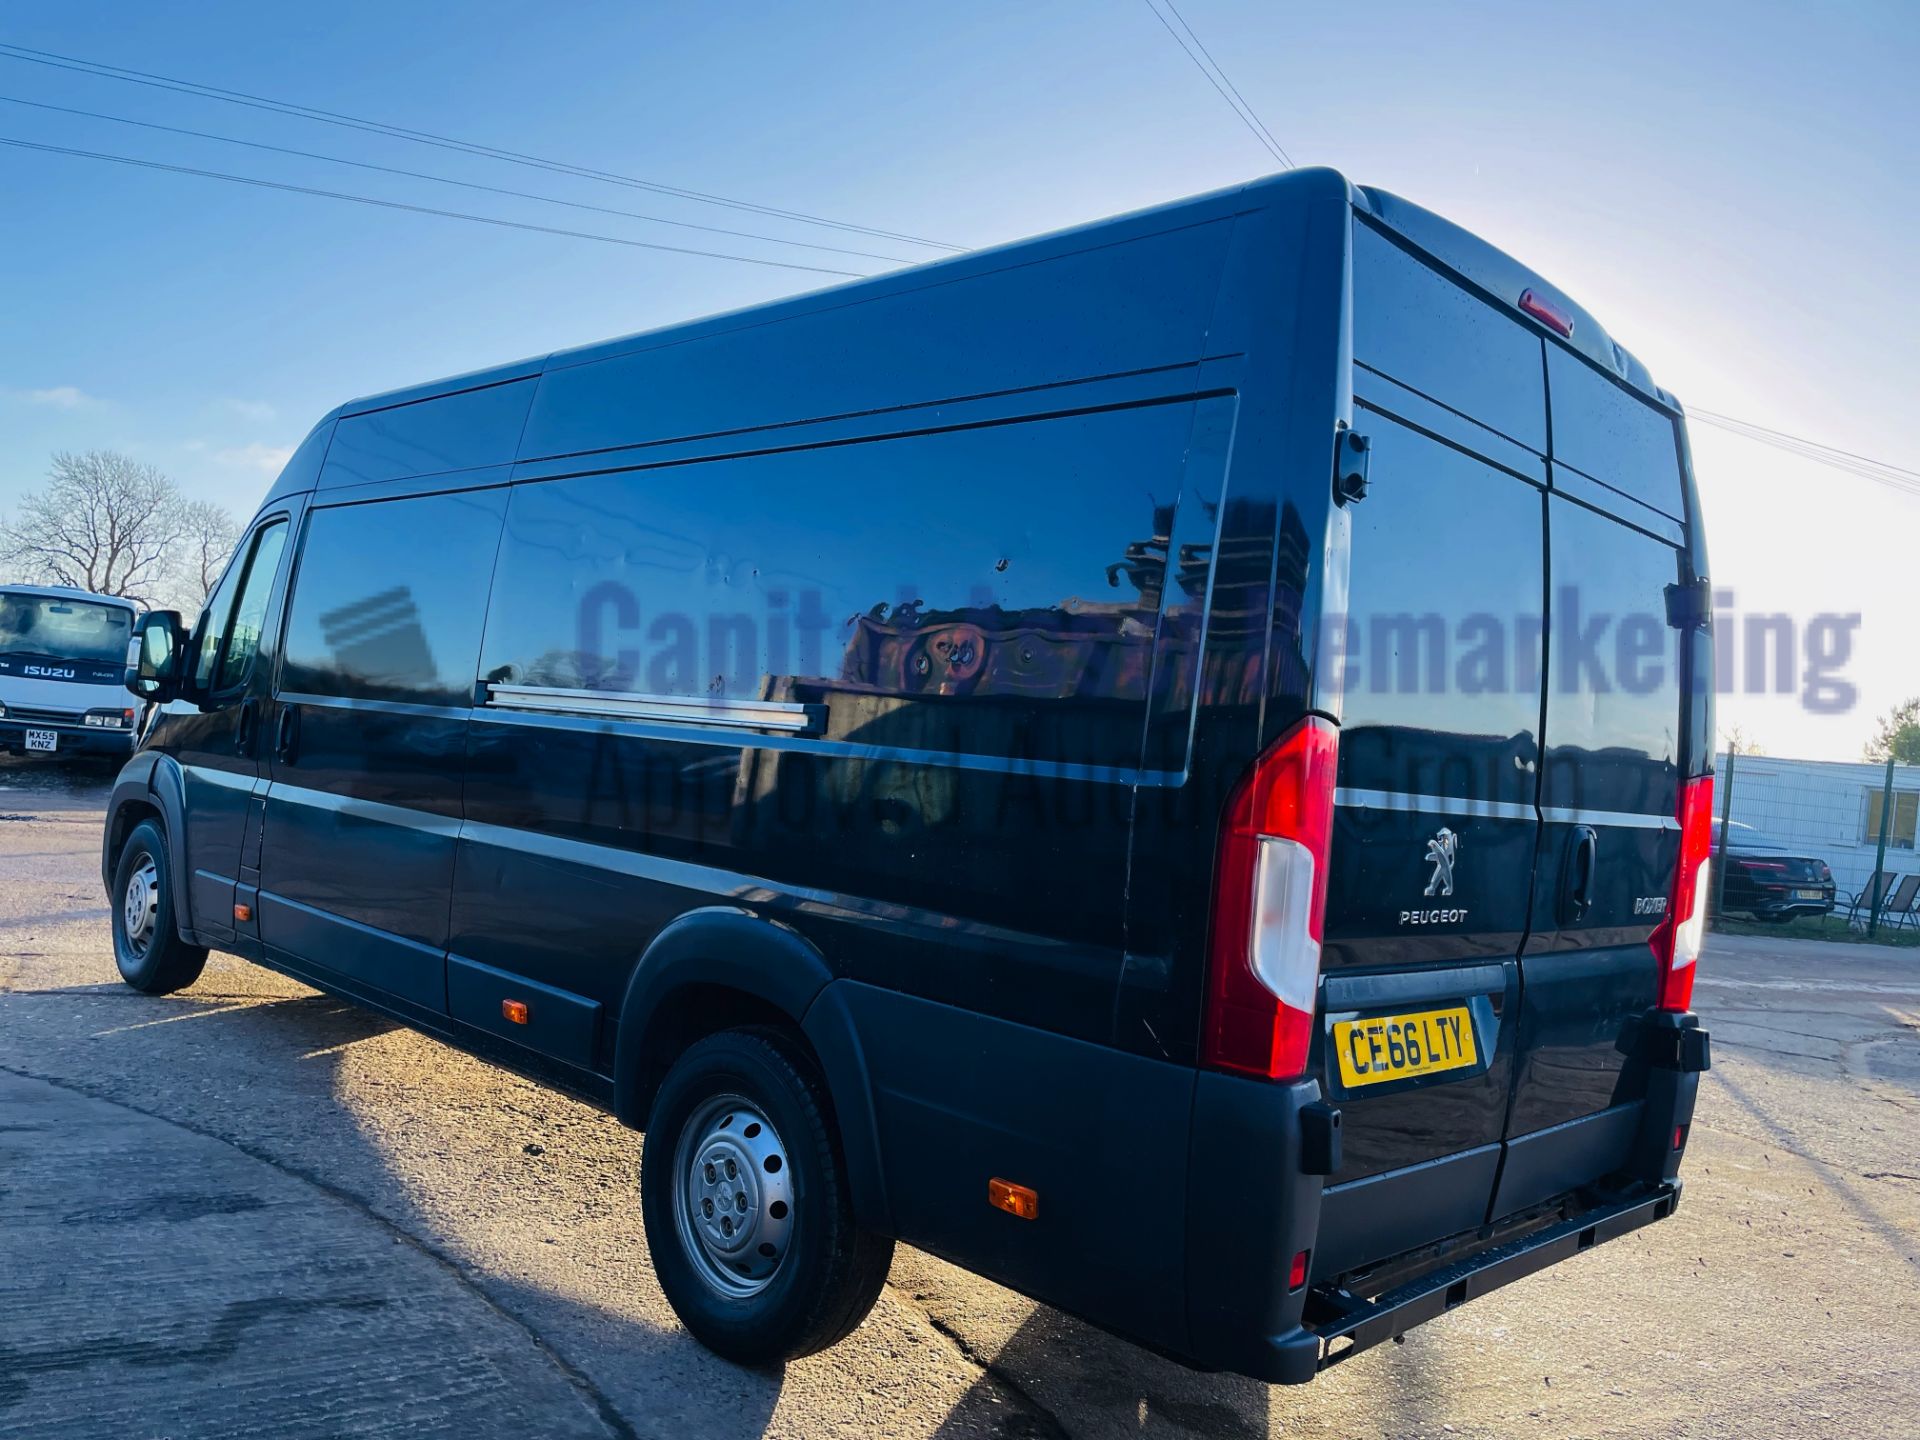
xmin=2 ymin=755 xmax=1917 ymax=1439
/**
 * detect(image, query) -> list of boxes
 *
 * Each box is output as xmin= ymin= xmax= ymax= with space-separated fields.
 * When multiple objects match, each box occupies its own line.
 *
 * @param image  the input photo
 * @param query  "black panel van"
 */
xmin=104 ymin=169 xmax=1715 ymax=1382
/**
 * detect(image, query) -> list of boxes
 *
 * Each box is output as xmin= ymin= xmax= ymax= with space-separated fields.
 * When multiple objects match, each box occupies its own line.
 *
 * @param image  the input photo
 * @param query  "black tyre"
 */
xmin=110 ymin=819 xmax=208 ymax=995
xmin=641 ymin=1027 xmax=894 ymax=1365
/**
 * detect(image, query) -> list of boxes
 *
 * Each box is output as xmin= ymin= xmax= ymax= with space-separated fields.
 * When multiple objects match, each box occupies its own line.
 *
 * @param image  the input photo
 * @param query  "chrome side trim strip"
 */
xmin=469 ymin=707 xmax=1175 ymax=787
xmin=1333 ymin=786 xmax=1679 ymax=832
xmin=264 ymin=779 xmax=463 ymax=837
xmin=1540 ymin=805 xmax=1679 ymax=831
xmin=277 ymin=690 xmax=471 ymax=721
xmin=1333 ymin=787 xmax=1537 ymax=823
xmin=486 ymin=683 xmax=822 ymax=734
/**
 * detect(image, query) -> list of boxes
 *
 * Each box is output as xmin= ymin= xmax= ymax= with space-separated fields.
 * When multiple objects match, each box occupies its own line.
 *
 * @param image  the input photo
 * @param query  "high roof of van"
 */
xmin=0 ymin=583 xmax=138 ymax=610
xmin=301 ymin=167 xmax=1674 ymax=446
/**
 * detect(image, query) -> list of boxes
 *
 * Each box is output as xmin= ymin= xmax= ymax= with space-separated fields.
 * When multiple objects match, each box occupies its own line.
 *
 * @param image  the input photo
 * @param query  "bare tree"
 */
xmin=1719 ymin=723 xmax=1765 ymax=757
xmin=0 ymin=451 xmax=190 ymax=605
xmin=170 ymin=499 xmax=242 ymax=613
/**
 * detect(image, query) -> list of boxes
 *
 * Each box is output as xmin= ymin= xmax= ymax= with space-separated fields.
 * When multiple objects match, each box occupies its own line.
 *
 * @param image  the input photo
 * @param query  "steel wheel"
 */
xmin=122 ymin=855 xmax=160 ymax=959
xmin=670 ymin=1093 xmax=795 ymax=1299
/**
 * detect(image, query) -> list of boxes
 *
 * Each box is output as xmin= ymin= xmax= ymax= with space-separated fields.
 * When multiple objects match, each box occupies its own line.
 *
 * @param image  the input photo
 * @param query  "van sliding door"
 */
xmin=259 ymin=488 xmax=505 ymax=1012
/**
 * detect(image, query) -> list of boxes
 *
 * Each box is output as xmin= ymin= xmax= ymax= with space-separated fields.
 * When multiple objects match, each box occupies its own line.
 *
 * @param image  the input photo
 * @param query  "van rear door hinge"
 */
xmin=1334 ymin=428 xmax=1372 ymax=505
xmin=1664 ymin=579 xmax=1712 ymax=631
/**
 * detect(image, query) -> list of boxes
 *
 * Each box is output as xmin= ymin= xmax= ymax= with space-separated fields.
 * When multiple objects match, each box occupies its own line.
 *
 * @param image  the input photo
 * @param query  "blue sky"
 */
xmin=1 ymin=0 xmax=1914 ymax=759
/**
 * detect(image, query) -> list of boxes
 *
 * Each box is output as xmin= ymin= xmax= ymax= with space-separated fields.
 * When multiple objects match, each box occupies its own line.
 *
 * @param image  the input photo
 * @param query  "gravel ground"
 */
xmin=2 ymin=755 xmax=1916 ymax=1439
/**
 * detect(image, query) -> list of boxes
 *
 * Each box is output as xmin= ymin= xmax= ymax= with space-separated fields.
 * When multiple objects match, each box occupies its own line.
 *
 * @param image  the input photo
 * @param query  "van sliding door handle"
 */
xmin=234 ymin=698 xmax=259 ymax=757
xmin=273 ymin=706 xmax=299 ymax=764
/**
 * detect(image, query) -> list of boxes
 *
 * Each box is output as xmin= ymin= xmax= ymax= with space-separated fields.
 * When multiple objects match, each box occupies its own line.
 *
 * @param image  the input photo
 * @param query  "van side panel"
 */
xmin=1115 ymin=171 xmax=1355 ymax=1066
xmin=320 ymin=379 xmax=537 ymax=490
xmin=450 ymin=207 xmax=1264 ymax=1077
xmin=517 ymin=220 xmax=1234 ymax=460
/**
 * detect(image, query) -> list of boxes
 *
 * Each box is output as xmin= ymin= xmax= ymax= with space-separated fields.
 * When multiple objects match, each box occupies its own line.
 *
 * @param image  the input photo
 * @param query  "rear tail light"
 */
xmin=1738 ymin=859 xmax=1786 ymax=871
xmin=1651 ymin=775 xmax=1714 ymax=1011
xmin=1203 ymin=716 xmax=1339 ymax=1080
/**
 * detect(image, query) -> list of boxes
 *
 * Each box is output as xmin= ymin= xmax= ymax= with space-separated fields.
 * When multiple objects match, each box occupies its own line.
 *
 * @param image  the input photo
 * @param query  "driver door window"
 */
xmin=193 ymin=519 xmax=287 ymax=695
xmin=213 ymin=523 xmax=288 ymax=693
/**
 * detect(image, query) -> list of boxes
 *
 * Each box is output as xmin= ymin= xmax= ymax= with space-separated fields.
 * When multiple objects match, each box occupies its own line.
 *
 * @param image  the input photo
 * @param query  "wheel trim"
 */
xmin=671 ymin=1093 xmax=795 ymax=1300
xmin=123 ymin=856 xmax=160 ymax=957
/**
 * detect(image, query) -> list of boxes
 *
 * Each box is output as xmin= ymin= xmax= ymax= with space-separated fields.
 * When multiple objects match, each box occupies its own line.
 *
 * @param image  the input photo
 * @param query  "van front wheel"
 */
xmin=110 ymin=820 xmax=208 ymax=995
xmin=641 ymin=1028 xmax=893 ymax=1365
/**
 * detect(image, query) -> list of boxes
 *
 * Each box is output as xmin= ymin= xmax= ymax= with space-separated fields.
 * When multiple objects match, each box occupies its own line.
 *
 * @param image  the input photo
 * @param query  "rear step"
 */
xmin=1304 ymin=1184 xmax=1682 ymax=1370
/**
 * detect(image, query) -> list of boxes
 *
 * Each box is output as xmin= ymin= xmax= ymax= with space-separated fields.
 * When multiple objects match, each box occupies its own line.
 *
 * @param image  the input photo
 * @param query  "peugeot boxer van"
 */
xmin=104 ymin=169 xmax=1713 ymax=1382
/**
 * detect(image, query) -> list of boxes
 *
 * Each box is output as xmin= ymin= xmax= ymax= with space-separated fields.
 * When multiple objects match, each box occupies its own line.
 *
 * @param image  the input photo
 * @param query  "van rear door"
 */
xmin=1312 ymin=219 xmax=1553 ymax=1277
xmin=1494 ymin=350 xmax=1693 ymax=1216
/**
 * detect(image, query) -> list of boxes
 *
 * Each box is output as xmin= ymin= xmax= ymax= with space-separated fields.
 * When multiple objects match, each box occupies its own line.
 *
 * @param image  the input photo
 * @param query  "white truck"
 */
xmin=0 ymin=585 xmax=141 ymax=759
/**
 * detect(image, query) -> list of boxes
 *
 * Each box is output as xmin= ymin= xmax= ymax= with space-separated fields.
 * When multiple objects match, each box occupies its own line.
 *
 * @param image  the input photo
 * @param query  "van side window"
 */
xmin=477 ymin=403 xmax=1203 ymax=765
xmin=280 ymin=491 xmax=506 ymax=706
xmin=212 ymin=521 xmax=288 ymax=692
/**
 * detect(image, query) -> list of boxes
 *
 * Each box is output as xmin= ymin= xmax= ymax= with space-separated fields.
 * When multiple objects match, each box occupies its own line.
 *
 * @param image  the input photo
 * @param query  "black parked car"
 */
xmin=1714 ymin=820 xmax=1835 ymax=921
xmin=103 ymin=169 xmax=1714 ymax=1384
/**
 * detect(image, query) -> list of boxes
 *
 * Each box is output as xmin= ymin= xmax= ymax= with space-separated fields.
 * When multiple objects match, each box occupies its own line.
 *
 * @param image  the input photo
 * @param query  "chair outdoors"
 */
xmin=1838 ymin=870 xmax=1896 ymax=929
xmin=1879 ymin=873 xmax=1920 ymax=932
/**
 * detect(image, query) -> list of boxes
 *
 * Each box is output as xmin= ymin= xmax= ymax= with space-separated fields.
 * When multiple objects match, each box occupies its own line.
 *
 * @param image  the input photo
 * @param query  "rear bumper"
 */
xmin=837 ymin=983 xmax=1707 ymax=1386
xmin=0 ymin=719 xmax=134 ymax=756
xmin=1300 ymin=1183 xmax=1681 ymax=1371
xmin=1184 ymin=1011 xmax=1708 ymax=1384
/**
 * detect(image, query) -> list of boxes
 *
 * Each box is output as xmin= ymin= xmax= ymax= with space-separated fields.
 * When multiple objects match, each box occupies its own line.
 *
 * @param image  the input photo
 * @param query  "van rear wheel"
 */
xmin=641 ymin=1028 xmax=893 ymax=1364
xmin=110 ymin=820 xmax=208 ymax=995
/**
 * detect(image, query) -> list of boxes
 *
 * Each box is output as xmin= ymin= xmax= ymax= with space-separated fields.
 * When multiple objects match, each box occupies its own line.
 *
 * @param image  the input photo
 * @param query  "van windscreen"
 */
xmin=0 ymin=593 xmax=133 ymax=665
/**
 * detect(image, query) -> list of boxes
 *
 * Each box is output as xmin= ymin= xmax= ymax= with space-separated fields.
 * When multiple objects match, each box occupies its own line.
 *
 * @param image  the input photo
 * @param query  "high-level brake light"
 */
xmin=1519 ymin=288 xmax=1576 ymax=338
xmin=1651 ymin=775 xmax=1715 ymax=1011
xmin=1203 ymin=717 xmax=1339 ymax=1081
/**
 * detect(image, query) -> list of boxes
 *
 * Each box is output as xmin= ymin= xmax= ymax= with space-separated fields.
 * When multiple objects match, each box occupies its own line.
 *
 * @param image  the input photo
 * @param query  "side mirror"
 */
xmin=126 ymin=610 xmax=188 ymax=703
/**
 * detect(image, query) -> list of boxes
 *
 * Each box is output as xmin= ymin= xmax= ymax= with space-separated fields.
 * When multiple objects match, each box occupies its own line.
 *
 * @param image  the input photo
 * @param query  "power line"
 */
xmin=1689 ymin=407 xmax=1920 ymax=485
xmin=0 ymin=41 xmax=965 ymax=251
xmin=0 ymin=94 xmax=916 ymax=265
xmin=1687 ymin=411 xmax=1920 ymax=494
xmin=0 ymin=135 xmax=870 ymax=278
xmin=1138 ymin=0 xmax=1290 ymax=168
xmin=1688 ymin=408 xmax=1920 ymax=499
xmin=1159 ymin=0 xmax=1293 ymax=167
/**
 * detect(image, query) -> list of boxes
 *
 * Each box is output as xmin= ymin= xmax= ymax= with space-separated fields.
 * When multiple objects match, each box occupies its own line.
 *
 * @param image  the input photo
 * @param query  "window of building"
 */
xmin=1863 ymin=788 xmax=1919 ymax=849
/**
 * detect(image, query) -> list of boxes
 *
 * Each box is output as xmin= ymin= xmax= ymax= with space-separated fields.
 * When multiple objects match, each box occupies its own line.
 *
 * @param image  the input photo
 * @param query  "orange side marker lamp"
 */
xmin=501 ymin=999 xmax=530 ymax=1025
xmin=988 ymin=1177 xmax=1038 ymax=1221
xmin=232 ymin=903 xmax=252 ymax=923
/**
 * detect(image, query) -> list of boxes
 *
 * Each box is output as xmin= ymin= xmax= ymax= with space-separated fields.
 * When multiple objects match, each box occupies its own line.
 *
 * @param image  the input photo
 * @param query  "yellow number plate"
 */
xmin=1332 ymin=1006 xmax=1478 ymax=1089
